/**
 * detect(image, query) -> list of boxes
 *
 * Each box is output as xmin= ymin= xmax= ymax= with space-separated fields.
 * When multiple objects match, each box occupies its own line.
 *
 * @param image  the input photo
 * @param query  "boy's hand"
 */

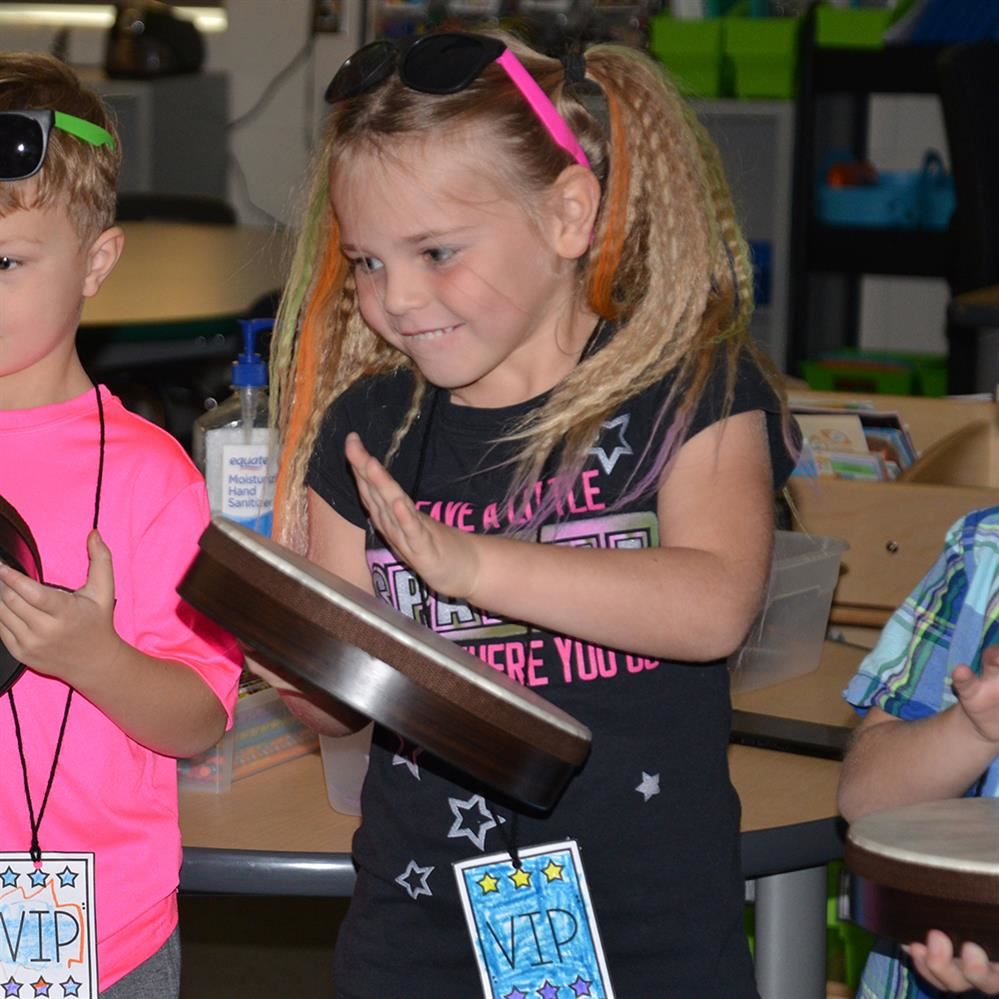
xmin=345 ymin=432 xmax=480 ymax=601
xmin=908 ymin=929 xmax=999 ymax=994
xmin=0 ymin=530 xmax=123 ymax=686
xmin=952 ymin=645 xmax=999 ymax=744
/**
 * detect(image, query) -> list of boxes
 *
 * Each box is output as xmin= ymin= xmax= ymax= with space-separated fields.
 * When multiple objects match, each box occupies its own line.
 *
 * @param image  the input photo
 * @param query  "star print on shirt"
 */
xmin=447 ymin=794 xmax=499 ymax=851
xmin=391 ymin=737 xmax=423 ymax=780
xmin=588 ymin=414 xmax=633 ymax=474
xmin=56 ymin=867 xmax=78 ymax=888
xmin=395 ymin=860 xmax=434 ymax=900
xmin=636 ymin=771 xmax=660 ymax=802
xmin=0 ymin=866 xmax=17 ymax=888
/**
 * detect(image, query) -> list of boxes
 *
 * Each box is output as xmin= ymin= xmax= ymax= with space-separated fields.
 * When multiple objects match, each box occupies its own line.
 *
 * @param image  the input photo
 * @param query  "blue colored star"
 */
xmin=537 ymin=981 xmax=560 ymax=999
xmin=504 ymin=989 xmax=527 ymax=999
xmin=2 ymin=977 xmax=21 ymax=997
xmin=569 ymin=975 xmax=593 ymax=997
xmin=0 ymin=866 xmax=18 ymax=888
xmin=60 ymin=978 xmax=81 ymax=998
xmin=30 ymin=978 xmax=50 ymax=998
xmin=28 ymin=869 xmax=47 ymax=888
xmin=56 ymin=867 xmax=78 ymax=888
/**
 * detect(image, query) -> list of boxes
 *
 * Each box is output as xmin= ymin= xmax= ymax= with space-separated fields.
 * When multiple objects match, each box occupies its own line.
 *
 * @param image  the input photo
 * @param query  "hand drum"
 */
xmin=847 ymin=797 xmax=999 ymax=960
xmin=0 ymin=495 xmax=43 ymax=693
xmin=178 ymin=517 xmax=592 ymax=811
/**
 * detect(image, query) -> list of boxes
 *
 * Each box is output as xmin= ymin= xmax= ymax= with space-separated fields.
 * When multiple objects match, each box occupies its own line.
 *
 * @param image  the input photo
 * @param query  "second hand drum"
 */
xmin=0 ymin=496 xmax=43 ymax=694
xmin=847 ymin=797 xmax=999 ymax=960
xmin=178 ymin=517 xmax=592 ymax=812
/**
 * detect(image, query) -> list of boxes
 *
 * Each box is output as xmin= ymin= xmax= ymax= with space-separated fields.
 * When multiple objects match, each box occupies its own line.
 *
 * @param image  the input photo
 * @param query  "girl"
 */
xmin=264 ymin=31 xmax=796 ymax=998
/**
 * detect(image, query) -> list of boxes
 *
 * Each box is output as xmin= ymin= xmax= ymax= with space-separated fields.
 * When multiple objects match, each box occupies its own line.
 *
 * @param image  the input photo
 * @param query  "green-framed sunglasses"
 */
xmin=0 ymin=109 xmax=115 ymax=182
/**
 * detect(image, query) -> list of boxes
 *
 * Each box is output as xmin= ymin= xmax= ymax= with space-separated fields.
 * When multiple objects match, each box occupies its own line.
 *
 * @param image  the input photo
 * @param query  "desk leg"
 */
xmin=754 ymin=865 xmax=827 ymax=999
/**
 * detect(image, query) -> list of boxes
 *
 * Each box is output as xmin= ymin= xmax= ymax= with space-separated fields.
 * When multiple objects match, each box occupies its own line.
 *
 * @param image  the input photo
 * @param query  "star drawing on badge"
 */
xmin=30 ymin=978 xmax=50 ymax=998
xmin=636 ymin=771 xmax=660 ymax=802
xmin=28 ymin=868 xmax=48 ymax=888
xmin=509 ymin=865 xmax=532 ymax=889
xmin=569 ymin=974 xmax=593 ymax=997
xmin=589 ymin=414 xmax=633 ymax=474
xmin=541 ymin=859 xmax=565 ymax=882
xmin=395 ymin=860 xmax=434 ymax=900
xmin=537 ymin=980 xmax=560 ymax=999
xmin=2 ymin=977 xmax=21 ymax=998
xmin=477 ymin=871 xmax=499 ymax=894
xmin=56 ymin=866 xmax=78 ymax=888
xmin=60 ymin=979 xmax=82 ymax=998
xmin=504 ymin=988 xmax=527 ymax=999
xmin=447 ymin=793 xmax=498 ymax=851
xmin=0 ymin=866 xmax=18 ymax=888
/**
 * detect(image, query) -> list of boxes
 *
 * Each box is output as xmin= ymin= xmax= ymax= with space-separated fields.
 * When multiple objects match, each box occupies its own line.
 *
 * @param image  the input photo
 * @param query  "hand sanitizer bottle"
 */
xmin=192 ymin=318 xmax=277 ymax=537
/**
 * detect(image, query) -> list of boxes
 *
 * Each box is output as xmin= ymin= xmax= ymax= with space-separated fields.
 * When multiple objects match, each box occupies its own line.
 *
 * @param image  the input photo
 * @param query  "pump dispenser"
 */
xmin=193 ymin=318 xmax=277 ymax=537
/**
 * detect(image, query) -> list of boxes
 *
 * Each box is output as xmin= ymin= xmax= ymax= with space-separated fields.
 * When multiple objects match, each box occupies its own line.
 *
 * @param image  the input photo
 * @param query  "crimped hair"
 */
xmin=0 ymin=52 xmax=121 ymax=241
xmin=271 ymin=32 xmax=789 ymax=551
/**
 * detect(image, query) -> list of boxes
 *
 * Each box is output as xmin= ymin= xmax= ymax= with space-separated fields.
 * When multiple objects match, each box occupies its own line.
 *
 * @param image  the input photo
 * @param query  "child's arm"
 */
xmin=345 ymin=409 xmax=774 ymax=662
xmin=0 ymin=530 xmax=226 ymax=758
xmin=244 ymin=487 xmax=372 ymax=738
xmin=838 ymin=646 xmax=999 ymax=821
xmin=906 ymin=929 xmax=999 ymax=994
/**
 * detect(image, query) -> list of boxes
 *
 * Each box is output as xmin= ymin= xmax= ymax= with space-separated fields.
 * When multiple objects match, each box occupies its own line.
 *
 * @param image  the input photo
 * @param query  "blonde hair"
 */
xmin=0 ymin=52 xmax=121 ymax=241
xmin=271 ymin=33 xmax=789 ymax=551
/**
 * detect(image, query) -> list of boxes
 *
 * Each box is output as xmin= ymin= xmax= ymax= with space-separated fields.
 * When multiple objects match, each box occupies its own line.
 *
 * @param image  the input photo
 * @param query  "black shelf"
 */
xmin=806 ymin=224 xmax=951 ymax=278
xmin=812 ymin=44 xmax=948 ymax=95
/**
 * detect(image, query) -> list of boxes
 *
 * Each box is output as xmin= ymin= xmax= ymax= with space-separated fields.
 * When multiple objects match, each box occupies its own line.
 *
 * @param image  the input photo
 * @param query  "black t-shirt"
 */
xmin=308 ymin=348 xmax=793 ymax=998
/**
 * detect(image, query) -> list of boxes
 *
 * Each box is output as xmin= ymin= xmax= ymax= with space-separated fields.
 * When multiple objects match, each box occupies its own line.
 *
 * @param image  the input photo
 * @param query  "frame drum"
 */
xmin=846 ymin=797 xmax=999 ymax=959
xmin=0 ymin=495 xmax=43 ymax=693
xmin=179 ymin=517 xmax=592 ymax=811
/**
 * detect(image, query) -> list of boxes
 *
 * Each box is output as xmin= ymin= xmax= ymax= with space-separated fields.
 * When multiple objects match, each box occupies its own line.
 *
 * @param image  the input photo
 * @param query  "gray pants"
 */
xmin=100 ymin=927 xmax=180 ymax=999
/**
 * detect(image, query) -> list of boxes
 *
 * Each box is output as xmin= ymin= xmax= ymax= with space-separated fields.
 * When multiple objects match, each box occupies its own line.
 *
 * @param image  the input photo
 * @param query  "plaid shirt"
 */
xmin=843 ymin=506 xmax=999 ymax=999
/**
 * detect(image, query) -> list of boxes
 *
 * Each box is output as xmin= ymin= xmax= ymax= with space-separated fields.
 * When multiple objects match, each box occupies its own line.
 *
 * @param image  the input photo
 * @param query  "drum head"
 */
xmin=0 ymin=496 xmax=43 ymax=694
xmin=847 ymin=798 xmax=999 ymax=959
xmin=179 ymin=517 xmax=592 ymax=811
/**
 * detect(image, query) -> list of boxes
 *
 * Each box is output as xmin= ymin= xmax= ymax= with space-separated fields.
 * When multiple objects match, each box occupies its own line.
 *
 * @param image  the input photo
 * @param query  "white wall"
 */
xmin=2 ymin=0 xmax=359 ymax=225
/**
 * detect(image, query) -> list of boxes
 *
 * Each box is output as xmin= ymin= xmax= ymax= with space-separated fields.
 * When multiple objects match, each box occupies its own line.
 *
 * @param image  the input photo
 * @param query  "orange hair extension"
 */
xmin=273 ymin=223 xmax=347 ymax=534
xmin=586 ymin=87 xmax=629 ymax=320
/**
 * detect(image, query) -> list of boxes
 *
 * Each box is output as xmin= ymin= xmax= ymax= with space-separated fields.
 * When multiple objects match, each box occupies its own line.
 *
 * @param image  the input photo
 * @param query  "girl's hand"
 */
xmin=345 ymin=432 xmax=480 ymax=599
xmin=908 ymin=930 xmax=999 ymax=994
xmin=952 ymin=646 xmax=999 ymax=744
xmin=0 ymin=530 xmax=123 ymax=685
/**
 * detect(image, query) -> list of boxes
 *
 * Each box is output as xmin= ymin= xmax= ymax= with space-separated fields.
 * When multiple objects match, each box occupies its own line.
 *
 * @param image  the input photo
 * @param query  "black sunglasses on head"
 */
xmin=0 ymin=109 xmax=115 ymax=182
xmin=325 ymin=33 xmax=591 ymax=169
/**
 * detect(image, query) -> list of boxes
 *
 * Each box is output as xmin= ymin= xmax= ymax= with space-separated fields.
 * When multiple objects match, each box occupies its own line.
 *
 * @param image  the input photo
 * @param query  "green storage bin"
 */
xmin=800 ymin=350 xmax=948 ymax=397
xmin=649 ymin=15 xmax=728 ymax=98
xmin=815 ymin=5 xmax=894 ymax=49
xmin=724 ymin=16 xmax=799 ymax=99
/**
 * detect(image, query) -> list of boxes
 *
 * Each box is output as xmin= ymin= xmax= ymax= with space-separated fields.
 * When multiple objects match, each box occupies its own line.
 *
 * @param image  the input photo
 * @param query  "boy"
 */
xmin=839 ymin=506 xmax=999 ymax=997
xmin=0 ymin=53 xmax=242 ymax=996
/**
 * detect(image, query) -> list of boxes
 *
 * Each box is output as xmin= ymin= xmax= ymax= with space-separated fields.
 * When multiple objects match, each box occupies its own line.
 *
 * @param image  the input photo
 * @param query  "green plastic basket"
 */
xmin=815 ymin=5 xmax=893 ymax=49
xmin=649 ymin=15 xmax=729 ymax=98
xmin=724 ymin=16 xmax=800 ymax=99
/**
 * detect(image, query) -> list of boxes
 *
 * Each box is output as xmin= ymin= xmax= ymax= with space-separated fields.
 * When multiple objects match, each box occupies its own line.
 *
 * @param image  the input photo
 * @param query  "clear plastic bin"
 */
xmin=729 ymin=530 xmax=848 ymax=693
xmin=179 ymin=685 xmax=319 ymax=793
xmin=320 ymin=722 xmax=373 ymax=816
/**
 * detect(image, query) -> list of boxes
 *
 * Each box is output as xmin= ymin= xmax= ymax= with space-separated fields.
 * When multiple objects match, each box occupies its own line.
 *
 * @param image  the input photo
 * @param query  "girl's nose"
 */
xmin=381 ymin=264 xmax=428 ymax=317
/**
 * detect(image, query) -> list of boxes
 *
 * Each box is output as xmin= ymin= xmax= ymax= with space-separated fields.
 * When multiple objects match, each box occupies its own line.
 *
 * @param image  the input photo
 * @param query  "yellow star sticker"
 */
xmin=509 ymin=866 xmax=532 ymax=889
xmin=477 ymin=872 xmax=500 ymax=894
xmin=541 ymin=859 xmax=565 ymax=883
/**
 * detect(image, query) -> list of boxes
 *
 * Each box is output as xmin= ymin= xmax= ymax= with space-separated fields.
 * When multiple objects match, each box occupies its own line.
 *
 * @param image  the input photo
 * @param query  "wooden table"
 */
xmin=180 ymin=641 xmax=865 ymax=999
xmin=81 ymin=222 xmax=287 ymax=328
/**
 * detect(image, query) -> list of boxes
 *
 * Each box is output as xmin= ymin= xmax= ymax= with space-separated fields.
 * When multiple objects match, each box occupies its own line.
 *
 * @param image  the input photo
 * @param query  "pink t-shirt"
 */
xmin=0 ymin=386 xmax=242 ymax=989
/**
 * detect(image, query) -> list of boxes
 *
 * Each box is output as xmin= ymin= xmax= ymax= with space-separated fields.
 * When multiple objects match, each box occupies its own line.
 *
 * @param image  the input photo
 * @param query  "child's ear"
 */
xmin=548 ymin=165 xmax=601 ymax=261
xmin=82 ymin=226 xmax=125 ymax=298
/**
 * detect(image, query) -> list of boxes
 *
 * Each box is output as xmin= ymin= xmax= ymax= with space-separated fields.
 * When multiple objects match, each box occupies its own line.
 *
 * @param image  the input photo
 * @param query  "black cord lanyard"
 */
xmin=8 ymin=385 xmax=106 ymax=864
